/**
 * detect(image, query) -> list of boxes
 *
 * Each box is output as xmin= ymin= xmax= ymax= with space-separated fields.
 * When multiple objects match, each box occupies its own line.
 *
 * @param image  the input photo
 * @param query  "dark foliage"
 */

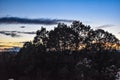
xmin=0 ymin=21 xmax=120 ymax=80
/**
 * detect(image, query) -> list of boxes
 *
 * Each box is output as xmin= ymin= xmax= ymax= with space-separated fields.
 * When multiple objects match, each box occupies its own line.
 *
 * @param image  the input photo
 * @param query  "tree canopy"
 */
xmin=0 ymin=21 xmax=120 ymax=80
xmin=33 ymin=21 xmax=119 ymax=52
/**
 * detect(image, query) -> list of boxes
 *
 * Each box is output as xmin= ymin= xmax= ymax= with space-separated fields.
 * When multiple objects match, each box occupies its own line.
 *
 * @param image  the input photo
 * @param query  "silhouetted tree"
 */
xmin=1 ymin=21 xmax=120 ymax=80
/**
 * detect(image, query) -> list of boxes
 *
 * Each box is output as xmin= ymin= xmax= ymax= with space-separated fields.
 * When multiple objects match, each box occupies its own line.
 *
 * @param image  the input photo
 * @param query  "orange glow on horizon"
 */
xmin=0 ymin=42 xmax=24 ymax=52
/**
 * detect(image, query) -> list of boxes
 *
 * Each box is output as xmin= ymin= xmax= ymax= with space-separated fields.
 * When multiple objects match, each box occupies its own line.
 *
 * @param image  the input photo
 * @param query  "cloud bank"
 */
xmin=95 ymin=24 xmax=115 ymax=29
xmin=0 ymin=17 xmax=73 ymax=25
xmin=0 ymin=31 xmax=36 ymax=37
xmin=0 ymin=31 xmax=21 ymax=37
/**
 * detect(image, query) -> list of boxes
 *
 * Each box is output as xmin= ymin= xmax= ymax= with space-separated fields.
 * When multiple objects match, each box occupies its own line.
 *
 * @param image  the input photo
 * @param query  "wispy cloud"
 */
xmin=0 ymin=42 xmax=22 ymax=52
xmin=20 ymin=26 xmax=26 ymax=28
xmin=0 ymin=44 xmax=18 ymax=47
xmin=0 ymin=31 xmax=36 ymax=37
xmin=17 ymin=31 xmax=36 ymax=34
xmin=0 ymin=44 xmax=11 ymax=47
xmin=0 ymin=41 xmax=26 ymax=44
xmin=0 ymin=31 xmax=21 ymax=37
xmin=95 ymin=24 xmax=115 ymax=29
xmin=0 ymin=17 xmax=73 ymax=25
xmin=0 ymin=41 xmax=24 ymax=48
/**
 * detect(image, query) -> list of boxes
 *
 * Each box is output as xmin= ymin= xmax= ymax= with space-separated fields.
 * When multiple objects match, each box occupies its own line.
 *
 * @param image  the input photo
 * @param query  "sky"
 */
xmin=0 ymin=0 xmax=119 ymax=21
xmin=0 ymin=0 xmax=120 ymax=49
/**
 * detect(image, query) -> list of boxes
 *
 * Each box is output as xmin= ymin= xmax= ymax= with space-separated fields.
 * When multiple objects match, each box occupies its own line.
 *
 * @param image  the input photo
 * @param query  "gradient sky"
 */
xmin=0 ymin=0 xmax=120 ymax=23
xmin=0 ymin=0 xmax=119 ymax=20
xmin=0 ymin=0 xmax=120 ymax=49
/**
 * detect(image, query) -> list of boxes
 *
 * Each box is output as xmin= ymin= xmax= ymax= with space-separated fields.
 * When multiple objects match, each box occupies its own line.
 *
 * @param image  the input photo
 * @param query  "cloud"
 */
xmin=0 ymin=44 xmax=13 ymax=47
xmin=20 ymin=26 xmax=26 ymax=28
xmin=0 ymin=42 xmax=24 ymax=48
xmin=0 ymin=31 xmax=36 ymax=37
xmin=95 ymin=24 xmax=115 ymax=29
xmin=0 ymin=31 xmax=21 ymax=37
xmin=0 ymin=44 xmax=21 ymax=52
xmin=18 ymin=31 xmax=36 ymax=34
xmin=0 ymin=17 xmax=73 ymax=25
xmin=0 ymin=41 xmax=26 ymax=44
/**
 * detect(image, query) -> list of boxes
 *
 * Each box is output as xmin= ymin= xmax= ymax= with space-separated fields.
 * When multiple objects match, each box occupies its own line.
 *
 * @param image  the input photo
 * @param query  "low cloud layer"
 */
xmin=95 ymin=24 xmax=115 ymax=29
xmin=0 ymin=17 xmax=73 ymax=25
xmin=0 ymin=31 xmax=36 ymax=37
xmin=0 ymin=31 xmax=21 ymax=37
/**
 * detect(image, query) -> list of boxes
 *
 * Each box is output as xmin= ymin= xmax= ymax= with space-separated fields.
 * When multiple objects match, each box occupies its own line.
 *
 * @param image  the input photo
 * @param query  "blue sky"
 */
xmin=0 ymin=0 xmax=120 ymax=39
xmin=0 ymin=0 xmax=119 ymax=20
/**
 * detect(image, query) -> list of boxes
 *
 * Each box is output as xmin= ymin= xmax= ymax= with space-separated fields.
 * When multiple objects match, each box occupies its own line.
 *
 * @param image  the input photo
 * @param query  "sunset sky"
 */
xmin=0 ymin=0 xmax=120 ymax=49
